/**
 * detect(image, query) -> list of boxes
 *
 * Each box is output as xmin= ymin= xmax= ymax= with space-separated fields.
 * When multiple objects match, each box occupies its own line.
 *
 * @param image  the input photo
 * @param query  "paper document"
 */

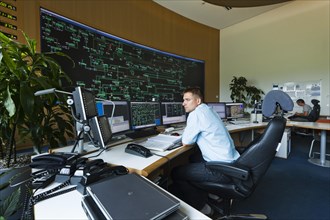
xmin=148 ymin=134 xmax=181 ymax=144
xmin=140 ymin=134 xmax=182 ymax=151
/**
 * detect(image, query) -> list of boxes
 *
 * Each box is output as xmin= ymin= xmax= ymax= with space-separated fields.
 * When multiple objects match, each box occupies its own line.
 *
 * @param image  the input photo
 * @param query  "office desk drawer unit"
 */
xmin=276 ymin=128 xmax=291 ymax=159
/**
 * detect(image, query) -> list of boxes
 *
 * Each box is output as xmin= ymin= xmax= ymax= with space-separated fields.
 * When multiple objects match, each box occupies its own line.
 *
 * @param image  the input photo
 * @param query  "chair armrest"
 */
xmin=205 ymin=162 xmax=250 ymax=180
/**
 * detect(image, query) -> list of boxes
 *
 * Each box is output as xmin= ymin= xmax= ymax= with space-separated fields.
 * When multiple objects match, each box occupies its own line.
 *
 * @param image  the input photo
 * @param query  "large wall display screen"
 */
xmin=40 ymin=8 xmax=205 ymax=102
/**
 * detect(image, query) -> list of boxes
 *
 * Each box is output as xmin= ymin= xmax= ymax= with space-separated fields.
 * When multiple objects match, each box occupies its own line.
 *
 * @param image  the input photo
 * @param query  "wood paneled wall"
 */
xmin=17 ymin=0 xmax=219 ymax=101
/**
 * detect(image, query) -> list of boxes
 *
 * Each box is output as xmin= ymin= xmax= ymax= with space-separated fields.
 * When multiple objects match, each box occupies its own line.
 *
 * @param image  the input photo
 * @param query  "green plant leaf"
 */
xmin=4 ymin=87 xmax=16 ymax=117
xmin=0 ymin=187 xmax=21 ymax=218
xmin=19 ymin=82 xmax=35 ymax=118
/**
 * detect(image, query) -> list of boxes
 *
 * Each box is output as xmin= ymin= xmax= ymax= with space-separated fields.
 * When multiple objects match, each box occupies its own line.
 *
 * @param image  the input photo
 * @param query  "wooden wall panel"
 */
xmin=18 ymin=0 xmax=219 ymax=101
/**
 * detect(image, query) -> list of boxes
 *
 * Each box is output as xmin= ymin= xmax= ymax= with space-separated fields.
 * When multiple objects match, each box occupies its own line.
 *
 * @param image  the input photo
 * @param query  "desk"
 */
xmin=38 ymin=135 xmax=208 ymax=219
xmin=227 ymin=121 xmax=330 ymax=167
xmin=38 ymin=120 xmax=329 ymax=219
xmin=34 ymin=178 xmax=210 ymax=220
xmin=287 ymin=121 xmax=330 ymax=167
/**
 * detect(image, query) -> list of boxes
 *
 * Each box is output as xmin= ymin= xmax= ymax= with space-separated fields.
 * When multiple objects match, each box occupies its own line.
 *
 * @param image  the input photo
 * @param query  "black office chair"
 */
xmin=192 ymin=90 xmax=293 ymax=219
xmin=306 ymin=99 xmax=321 ymax=122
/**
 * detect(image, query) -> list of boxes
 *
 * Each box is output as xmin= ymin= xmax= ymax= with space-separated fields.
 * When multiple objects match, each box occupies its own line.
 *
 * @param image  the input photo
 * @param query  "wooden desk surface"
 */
xmin=287 ymin=121 xmax=330 ymax=130
xmin=54 ymin=120 xmax=329 ymax=177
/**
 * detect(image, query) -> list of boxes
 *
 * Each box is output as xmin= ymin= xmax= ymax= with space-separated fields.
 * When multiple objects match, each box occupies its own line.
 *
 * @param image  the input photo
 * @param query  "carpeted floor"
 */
xmin=230 ymin=133 xmax=330 ymax=220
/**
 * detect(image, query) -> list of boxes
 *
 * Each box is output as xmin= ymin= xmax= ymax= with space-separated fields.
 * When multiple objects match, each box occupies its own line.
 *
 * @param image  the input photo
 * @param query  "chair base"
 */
xmin=218 ymin=214 xmax=267 ymax=220
xmin=308 ymin=158 xmax=330 ymax=168
xmin=207 ymin=199 xmax=268 ymax=220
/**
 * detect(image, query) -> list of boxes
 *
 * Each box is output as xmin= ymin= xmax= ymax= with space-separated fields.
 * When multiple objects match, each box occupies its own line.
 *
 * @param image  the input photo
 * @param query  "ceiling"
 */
xmin=153 ymin=0 xmax=291 ymax=30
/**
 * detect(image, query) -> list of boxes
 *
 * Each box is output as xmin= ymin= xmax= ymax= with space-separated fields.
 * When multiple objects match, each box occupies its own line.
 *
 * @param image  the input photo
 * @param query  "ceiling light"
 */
xmin=204 ymin=0 xmax=292 ymax=8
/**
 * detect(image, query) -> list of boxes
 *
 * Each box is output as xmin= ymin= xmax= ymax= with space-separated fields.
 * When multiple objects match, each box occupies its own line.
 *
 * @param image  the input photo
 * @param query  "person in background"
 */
xmin=289 ymin=99 xmax=312 ymax=122
xmin=294 ymin=99 xmax=312 ymax=116
xmin=170 ymin=87 xmax=240 ymax=217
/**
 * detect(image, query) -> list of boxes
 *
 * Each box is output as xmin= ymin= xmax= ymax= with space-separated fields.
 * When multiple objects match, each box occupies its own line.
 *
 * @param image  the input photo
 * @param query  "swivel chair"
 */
xmin=307 ymin=99 xmax=321 ymax=122
xmin=192 ymin=90 xmax=293 ymax=219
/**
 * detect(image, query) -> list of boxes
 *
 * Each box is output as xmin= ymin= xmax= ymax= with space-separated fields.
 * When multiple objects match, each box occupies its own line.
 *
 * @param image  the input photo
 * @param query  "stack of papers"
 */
xmin=141 ymin=134 xmax=182 ymax=151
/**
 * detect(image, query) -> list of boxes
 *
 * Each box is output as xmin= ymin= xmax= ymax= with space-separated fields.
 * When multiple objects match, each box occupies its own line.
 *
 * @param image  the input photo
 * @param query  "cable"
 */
xmin=150 ymin=152 xmax=172 ymax=190
xmin=86 ymin=148 xmax=106 ymax=159
xmin=96 ymin=98 xmax=116 ymax=126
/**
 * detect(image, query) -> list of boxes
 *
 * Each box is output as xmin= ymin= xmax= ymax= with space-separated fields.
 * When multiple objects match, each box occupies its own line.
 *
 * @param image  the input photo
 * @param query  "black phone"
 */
xmin=30 ymin=154 xmax=68 ymax=169
xmin=125 ymin=143 xmax=152 ymax=158
xmin=30 ymin=153 xmax=78 ymax=170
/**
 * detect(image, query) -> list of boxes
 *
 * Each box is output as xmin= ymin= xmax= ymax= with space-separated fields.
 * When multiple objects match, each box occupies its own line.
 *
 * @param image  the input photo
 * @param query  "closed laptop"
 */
xmin=86 ymin=173 xmax=180 ymax=220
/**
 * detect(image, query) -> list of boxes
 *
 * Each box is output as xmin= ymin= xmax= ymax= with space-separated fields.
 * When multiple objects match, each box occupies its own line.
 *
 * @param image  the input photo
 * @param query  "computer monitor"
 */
xmin=96 ymin=101 xmax=131 ymax=134
xmin=161 ymin=102 xmax=186 ymax=126
xmin=130 ymin=101 xmax=161 ymax=130
xmin=89 ymin=115 xmax=112 ymax=149
xmin=206 ymin=102 xmax=227 ymax=119
xmin=225 ymin=103 xmax=245 ymax=120
xmin=72 ymin=87 xmax=98 ymax=121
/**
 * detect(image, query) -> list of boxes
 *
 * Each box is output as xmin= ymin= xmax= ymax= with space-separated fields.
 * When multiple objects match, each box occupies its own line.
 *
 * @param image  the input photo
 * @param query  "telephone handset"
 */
xmin=30 ymin=154 xmax=67 ymax=169
xmin=30 ymin=153 xmax=78 ymax=170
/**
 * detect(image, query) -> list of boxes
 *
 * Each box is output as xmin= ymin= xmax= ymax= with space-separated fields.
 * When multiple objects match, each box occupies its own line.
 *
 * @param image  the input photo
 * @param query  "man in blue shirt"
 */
xmin=170 ymin=87 xmax=239 ymax=216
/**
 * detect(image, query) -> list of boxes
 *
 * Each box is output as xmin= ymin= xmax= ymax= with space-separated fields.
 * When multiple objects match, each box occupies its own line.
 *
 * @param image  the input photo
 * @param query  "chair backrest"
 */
xmin=307 ymin=99 xmax=320 ymax=122
xmin=234 ymin=116 xmax=286 ymax=193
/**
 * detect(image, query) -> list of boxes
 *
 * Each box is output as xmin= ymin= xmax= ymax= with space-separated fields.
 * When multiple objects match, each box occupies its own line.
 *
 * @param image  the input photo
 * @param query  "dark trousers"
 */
xmin=170 ymin=148 xmax=229 ymax=210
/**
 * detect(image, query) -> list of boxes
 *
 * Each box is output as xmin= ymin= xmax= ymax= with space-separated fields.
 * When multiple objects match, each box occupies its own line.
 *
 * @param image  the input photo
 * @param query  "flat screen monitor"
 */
xmin=96 ymin=101 xmax=131 ymax=134
xmin=130 ymin=102 xmax=161 ymax=130
xmin=72 ymin=87 xmax=98 ymax=121
xmin=161 ymin=102 xmax=186 ymax=125
xmin=207 ymin=102 xmax=227 ymax=119
xmin=225 ymin=103 xmax=245 ymax=120
xmin=89 ymin=115 xmax=112 ymax=149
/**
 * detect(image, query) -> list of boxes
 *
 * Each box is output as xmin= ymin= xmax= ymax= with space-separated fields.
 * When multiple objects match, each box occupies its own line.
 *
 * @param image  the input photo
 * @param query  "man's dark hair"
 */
xmin=183 ymin=87 xmax=204 ymax=102
xmin=296 ymin=99 xmax=305 ymax=104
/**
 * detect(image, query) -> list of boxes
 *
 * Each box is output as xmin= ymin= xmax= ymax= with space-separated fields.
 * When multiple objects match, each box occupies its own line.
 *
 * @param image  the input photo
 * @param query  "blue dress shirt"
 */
xmin=182 ymin=103 xmax=240 ymax=162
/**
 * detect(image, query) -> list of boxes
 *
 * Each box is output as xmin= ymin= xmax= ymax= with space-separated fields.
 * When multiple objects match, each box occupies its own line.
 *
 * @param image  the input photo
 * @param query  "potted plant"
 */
xmin=0 ymin=31 xmax=75 ymax=168
xmin=0 ymin=167 xmax=31 ymax=219
xmin=229 ymin=76 xmax=264 ymax=108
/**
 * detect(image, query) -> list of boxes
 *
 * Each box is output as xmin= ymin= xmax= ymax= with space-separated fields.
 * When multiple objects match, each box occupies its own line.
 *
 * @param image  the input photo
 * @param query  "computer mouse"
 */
xmin=171 ymin=132 xmax=180 ymax=136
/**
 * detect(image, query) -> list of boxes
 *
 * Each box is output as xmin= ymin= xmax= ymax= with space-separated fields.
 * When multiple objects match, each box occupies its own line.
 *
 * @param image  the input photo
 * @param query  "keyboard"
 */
xmin=139 ymin=141 xmax=173 ymax=151
xmin=125 ymin=129 xmax=160 ymax=139
xmin=229 ymin=120 xmax=250 ymax=125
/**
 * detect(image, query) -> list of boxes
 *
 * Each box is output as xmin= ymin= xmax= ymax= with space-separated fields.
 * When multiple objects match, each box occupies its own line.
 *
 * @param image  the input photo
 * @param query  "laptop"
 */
xmin=84 ymin=173 xmax=180 ymax=220
xmin=82 ymin=195 xmax=188 ymax=220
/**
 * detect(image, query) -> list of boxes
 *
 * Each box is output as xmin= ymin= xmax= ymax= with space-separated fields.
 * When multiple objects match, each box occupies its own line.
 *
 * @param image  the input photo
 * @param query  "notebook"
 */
xmin=85 ymin=173 xmax=180 ymax=220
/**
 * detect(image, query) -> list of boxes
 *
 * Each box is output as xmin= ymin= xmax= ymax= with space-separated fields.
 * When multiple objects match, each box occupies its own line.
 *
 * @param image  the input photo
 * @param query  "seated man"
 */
xmin=170 ymin=87 xmax=239 ymax=216
xmin=289 ymin=99 xmax=312 ymax=122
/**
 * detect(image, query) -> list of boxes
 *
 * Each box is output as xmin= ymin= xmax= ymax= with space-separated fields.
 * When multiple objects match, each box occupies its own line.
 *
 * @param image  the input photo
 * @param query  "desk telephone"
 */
xmin=125 ymin=143 xmax=152 ymax=158
xmin=30 ymin=153 xmax=77 ymax=170
xmin=30 ymin=154 xmax=129 ymax=188
xmin=24 ymin=155 xmax=129 ymax=219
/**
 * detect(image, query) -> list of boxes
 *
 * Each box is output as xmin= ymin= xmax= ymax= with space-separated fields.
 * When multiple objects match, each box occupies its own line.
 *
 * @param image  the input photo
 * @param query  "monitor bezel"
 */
xmin=98 ymin=100 xmax=131 ymax=135
xmin=89 ymin=115 xmax=113 ymax=149
xmin=206 ymin=102 xmax=227 ymax=119
xmin=225 ymin=102 xmax=245 ymax=120
xmin=72 ymin=87 xmax=98 ymax=121
xmin=129 ymin=101 xmax=161 ymax=130
xmin=160 ymin=101 xmax=186 ymax=126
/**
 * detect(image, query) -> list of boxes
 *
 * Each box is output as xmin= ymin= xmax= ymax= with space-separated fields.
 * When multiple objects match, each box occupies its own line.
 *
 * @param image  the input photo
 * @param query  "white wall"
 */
xmin=220 ymin=1 xmax=329 ymax=115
